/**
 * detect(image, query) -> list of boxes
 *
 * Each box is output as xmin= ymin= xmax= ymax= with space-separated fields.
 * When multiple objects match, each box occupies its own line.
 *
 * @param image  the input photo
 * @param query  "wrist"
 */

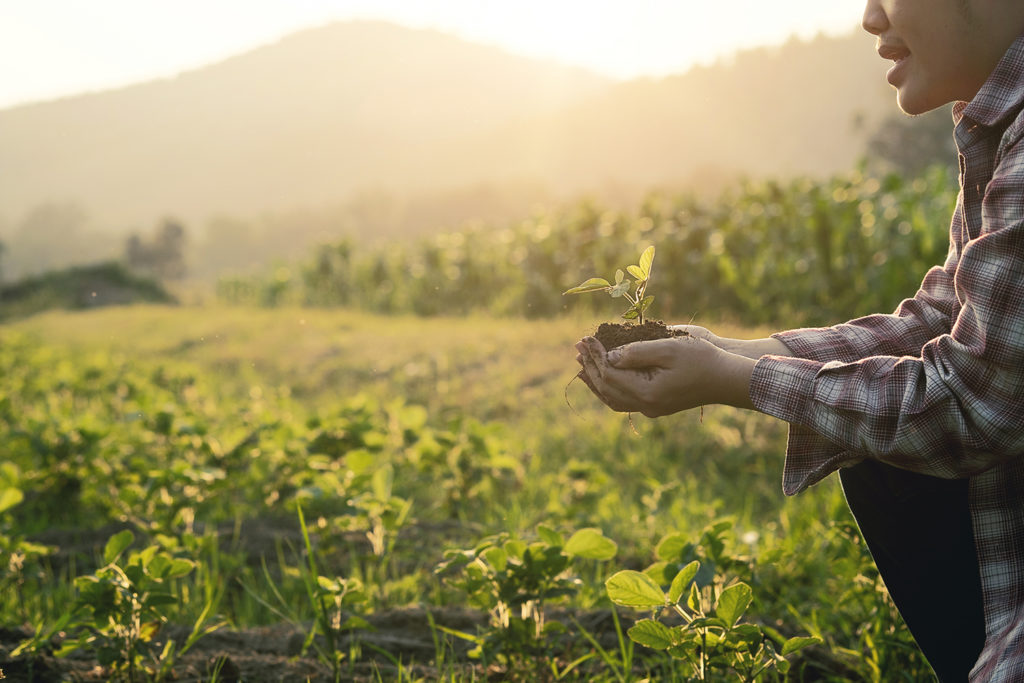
xmin=712 ymin=349 xmax=756 ymax=409
xmin=718 ymin=336 xmax=794 ymax=360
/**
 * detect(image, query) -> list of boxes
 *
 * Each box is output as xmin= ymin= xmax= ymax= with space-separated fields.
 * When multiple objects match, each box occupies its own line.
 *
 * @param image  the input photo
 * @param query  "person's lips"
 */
xmin=878 ymin=41 xmax=912 ymax=86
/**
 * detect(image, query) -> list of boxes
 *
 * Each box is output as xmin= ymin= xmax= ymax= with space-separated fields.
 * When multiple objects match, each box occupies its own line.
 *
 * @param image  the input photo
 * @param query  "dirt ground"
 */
xmin=0 ymin=606 xmax=628 ymax=682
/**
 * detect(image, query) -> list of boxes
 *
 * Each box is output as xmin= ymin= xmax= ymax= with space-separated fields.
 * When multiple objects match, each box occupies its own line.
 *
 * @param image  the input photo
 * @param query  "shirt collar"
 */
xmin=954 ymin=33 xmax=1024 ymax=129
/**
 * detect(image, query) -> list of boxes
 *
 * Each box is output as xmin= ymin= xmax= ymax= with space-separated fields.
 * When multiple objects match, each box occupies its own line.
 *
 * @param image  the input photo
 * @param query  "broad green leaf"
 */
xmin=627 ymin=619 xmax=673 ymax=650
xmin=636 ymin=296 xmax=654 ymax=314
xmin=483 ymin=547 xmax=507 ymax=571
xmin=563 ymin=278 xmax=610 ymax=295
xmin=146 ymin=593 xmax=179 ymax=608
xmin=687 ymin=582 xmax=702 ymax=612
xmin=140 ymin=621 xmax=161 ymax=642
xmin=0 ymin=487 xmax=23 ymax=515
xmin=605 ymin=570 xmax=665 ymax=608
xmin=615 ymin=269 xmax=625 ymax=284
xmin=103 ymin=530 xmax=134 ymax=565
xmin=643 ymin=561 xmax=672 ymax=585
xmin=668 ymin=561 xmax=700 ymax=605
xmin=655 ymin=533 xmax=689 ymax=562
xmin=147 ymin=554 xmax=171 ymax=579
xmin=504 ymin=539 xmax=526 ymax=560
xmin=537 ymin=524 xmax=564 ymax=548
xmin=165 ymin=558 xmax=195 ymax=579
xmin=317 ymin=576 xmax=340 ymax=592
xmin=638 ymin=246 xmax=655 ymax=278
xmin=782 ymin=636 xmax=821 ymax=655
xmin=340 ymin=615 xmax=372 ymax=631
xmin=716 ymin=583 xmax=753 ymax=628
xmin=622 ymin=307 xmax=640 ymax=320
xmin=563 ymin=528 xmax=617 ymax=560
xmin=627 ymin=265 xmax=646 ymax=281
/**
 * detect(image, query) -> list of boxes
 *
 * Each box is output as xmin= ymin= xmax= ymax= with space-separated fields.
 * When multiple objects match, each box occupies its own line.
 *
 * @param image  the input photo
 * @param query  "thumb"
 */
xmin=607 ymin=338 xmax=679 ymax=369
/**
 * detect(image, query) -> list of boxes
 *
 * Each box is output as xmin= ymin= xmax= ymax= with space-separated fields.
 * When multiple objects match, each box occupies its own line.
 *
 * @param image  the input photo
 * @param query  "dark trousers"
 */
xmin=840 ymin=460 xmax=986 ymax=682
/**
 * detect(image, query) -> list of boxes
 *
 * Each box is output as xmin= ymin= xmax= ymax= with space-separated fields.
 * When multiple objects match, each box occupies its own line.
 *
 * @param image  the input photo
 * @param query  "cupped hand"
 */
xmin=574 ymin=335 xmax=755 ymax=417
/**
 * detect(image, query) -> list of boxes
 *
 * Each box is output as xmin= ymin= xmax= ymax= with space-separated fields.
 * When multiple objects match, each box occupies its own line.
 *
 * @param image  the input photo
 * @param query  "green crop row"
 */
xmin=219 ymin=164 xmax=958 ymax=327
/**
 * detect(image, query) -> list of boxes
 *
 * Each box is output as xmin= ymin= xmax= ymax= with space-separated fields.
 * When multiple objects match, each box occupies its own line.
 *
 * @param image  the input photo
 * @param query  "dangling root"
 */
xmin=564 ymin=372 xmax=586 ymax=419
xmin=627 ymin=413 xmax=641 ymax=436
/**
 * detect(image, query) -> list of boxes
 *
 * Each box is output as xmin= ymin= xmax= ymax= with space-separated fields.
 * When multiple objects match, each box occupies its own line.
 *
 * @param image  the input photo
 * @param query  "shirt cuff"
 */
xmin=750 ymin=355 xmax=865 ymax=495
xmin=772 ymin=327 xmax=867 ymax=363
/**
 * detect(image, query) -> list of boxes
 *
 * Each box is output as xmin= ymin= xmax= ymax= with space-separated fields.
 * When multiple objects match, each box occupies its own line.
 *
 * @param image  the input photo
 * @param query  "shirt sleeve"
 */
xmin=752 ymin=138 xmax=1024 ymax=495
xmin=772 ymin=247 xmax=960 ymax=364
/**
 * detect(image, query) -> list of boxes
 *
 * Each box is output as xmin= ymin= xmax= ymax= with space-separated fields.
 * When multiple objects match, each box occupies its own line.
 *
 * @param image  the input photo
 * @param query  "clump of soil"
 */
xmin=593 ymin=320 xmax=688 ymax=350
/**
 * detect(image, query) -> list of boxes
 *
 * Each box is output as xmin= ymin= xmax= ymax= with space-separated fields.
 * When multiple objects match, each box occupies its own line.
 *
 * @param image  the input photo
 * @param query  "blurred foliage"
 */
xmin=221 ymin=164 xmax=958 ymax=327
xmin=123 ymin=219 xmax=188 ymax=281
xmin=0 ymin=262 xmax=175 ymax=322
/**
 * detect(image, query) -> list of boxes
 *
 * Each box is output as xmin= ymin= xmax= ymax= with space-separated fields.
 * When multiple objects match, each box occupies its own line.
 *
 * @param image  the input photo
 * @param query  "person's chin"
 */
xmin=896 ymin=87 xmax=942 ymax=116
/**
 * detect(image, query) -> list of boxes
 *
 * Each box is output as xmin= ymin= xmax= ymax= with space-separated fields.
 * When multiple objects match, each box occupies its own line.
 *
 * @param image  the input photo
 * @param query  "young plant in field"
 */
xmin=435 ymin=524 xmax=617 ymax=673
xmin=16 ymin=529 xmax=219 ymax=683
xmin=564 ymin=246 xmax=656 ymax=325
xmin=605 ymin=529 xmax=820 ymax=681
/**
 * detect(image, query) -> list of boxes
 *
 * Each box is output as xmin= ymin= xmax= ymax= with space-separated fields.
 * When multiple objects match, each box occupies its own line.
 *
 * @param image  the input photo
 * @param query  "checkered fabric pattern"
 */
xmin=749 ymin=34 xmax=1024 ymax=681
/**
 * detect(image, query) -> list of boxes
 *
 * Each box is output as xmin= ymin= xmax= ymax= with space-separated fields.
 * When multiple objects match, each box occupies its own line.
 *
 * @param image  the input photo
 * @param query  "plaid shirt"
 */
xmin=749 ymin=35 xmax=1024 ymax=681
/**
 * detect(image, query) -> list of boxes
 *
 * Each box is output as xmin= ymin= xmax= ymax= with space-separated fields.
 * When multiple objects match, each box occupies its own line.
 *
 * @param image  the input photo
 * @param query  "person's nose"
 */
xmin=862 ymin=0 xmax=888 ymax=36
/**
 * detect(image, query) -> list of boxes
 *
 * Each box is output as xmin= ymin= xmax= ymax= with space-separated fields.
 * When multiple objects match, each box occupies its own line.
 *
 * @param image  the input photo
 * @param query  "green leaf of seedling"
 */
xmin=687 ymin=582 xmax=702 ymax=612
xmin=782 ymin=636 xmax=822 ymax=656
xmin=638 ymin=246 xmax=655 ymax=278
xmin=668 ymin=561 xmax=700 ymax=605
xmin=147 ymin=554 xmax=171 ymax=579
xmin=317 ymin=575 xmax=340 ymax=593
xmin=537 ymin=524 xmax=564 ymax=548
xmin=340 ymin=615 xmax=372 ymax=631
xmin=615 ymin=269 xmax=625 ymax=284
xmin=563 ymin=528 xmax=617 ymax=560
xmin=655 ymin=533 xmax=689 ymax=562
xmin=563 ymin=278 xmax=611 ymax=295
xmin=504 ymin=539 xmax=526 ymax=560
xmin=609 ymin=278 xmax=631 ymax=298
xmin=636 ymin=295 xmax=654 ymax=314
xmin=103 ymin=530 xmax=134 ymax=565
xmin=165 ymin=558 xmax=195 ymax=579
xmin=146 ymin=593 xmax=180 ymax=608
xmin=628 ymin=619 xmax=674 ymax=650
xmin=605 ymin=570 xmax=666 ymax=608
xmin=140 ymin=621 xmax=161 ymax=642
xmin=483 ymin=546 xmax=507 ymax=572
xmin=643 ymin=561 xmax=672 ymax=585
xmin=716 ymin=583 xmax=753 ymax=628
xmin=626 ymin=265 xmax=646 ymax=281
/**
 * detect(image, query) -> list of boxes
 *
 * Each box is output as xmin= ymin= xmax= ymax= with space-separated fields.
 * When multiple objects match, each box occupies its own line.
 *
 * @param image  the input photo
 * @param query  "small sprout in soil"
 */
xmin=564 ymin=246 xmax=656 ymax=326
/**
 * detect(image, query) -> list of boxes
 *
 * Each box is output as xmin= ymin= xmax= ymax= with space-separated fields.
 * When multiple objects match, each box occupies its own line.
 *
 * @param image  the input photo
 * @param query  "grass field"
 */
xmin=0 ymin=305 xmax=932 ymax=681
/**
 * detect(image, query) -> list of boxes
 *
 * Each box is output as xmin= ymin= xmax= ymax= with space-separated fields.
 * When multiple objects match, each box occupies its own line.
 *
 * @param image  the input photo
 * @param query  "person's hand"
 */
xmin=574 ymin=335 xmax=756 ymax=417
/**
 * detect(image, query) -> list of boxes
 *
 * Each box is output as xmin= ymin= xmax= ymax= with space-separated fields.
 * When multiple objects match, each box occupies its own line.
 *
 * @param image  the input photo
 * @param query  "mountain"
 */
xmin=0 ymin=21 xmax=905 ymax=278
xmin=0 ymin=21 xmax=610 ymax=232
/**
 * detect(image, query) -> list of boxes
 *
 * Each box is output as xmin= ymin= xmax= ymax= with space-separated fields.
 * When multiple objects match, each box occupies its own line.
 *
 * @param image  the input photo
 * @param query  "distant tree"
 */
xmin=866 ymin=104 xmax=957 ymax=175
xmin=124 ymin=218 xmax=187 ymax=280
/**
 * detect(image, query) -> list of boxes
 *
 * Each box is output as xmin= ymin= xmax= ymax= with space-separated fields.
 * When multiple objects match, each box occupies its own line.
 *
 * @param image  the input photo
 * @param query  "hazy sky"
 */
xmin=0 ymin=0 xmax=865 ymax=110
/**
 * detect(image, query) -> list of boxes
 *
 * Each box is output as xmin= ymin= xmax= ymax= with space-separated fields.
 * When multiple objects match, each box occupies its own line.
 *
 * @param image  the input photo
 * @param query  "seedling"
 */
xmin=564 ymin=246 xmax=656 ymax=325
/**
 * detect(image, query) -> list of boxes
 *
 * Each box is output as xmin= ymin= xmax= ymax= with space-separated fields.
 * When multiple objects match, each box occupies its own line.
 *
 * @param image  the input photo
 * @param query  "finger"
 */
xmin=581 ymin=337 xmax=610 ymax=379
